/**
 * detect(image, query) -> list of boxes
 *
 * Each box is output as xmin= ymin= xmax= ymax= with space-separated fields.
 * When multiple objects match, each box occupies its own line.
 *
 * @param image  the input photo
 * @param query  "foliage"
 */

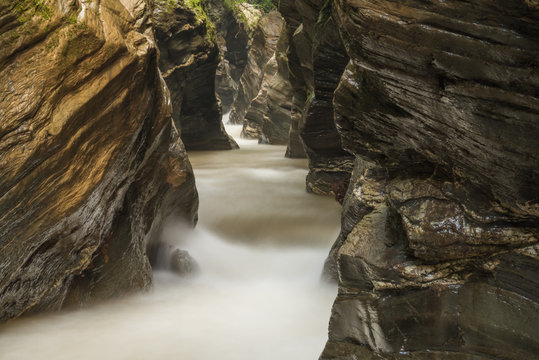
xmin=13 ymin=0 xmax=52 ymax=22
xmin=156 ymin=0 xmax=217 ymax=41
xmin=221 ymin=0 xmax=274 ymax=13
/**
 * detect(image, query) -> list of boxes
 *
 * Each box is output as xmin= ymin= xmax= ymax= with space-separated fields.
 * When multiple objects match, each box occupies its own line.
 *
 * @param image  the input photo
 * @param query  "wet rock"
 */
xmin=170 ymin=249 xmax=199 ymax=276
xmin=323 ymin=160 xmax=539 ymax=359
xmin=320 ymin=2 xmax=539 ymax=358
xmin=229 ymin=11 xmax=284 ymax=125
xmin=154 ymin=1 xmax=238 ymax=150
xmin=272 ymin=0 xmax=353 ymax=191
xmin=0 ymin=0 xmax=198 ymax=321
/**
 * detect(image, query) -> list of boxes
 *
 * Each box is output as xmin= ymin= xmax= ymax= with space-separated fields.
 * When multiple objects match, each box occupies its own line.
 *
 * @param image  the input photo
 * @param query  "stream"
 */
xmin=0 ymin=123 xmax=341 ymax=360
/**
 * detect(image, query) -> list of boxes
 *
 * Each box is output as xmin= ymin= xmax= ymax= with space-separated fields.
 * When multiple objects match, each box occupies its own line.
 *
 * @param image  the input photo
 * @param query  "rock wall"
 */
xmin=273 ymin=0 xmax=353 ymax=194
xmin=241 ymin=22 xmax=295 ymax=145
xmin=154 ymin=1 xmax=237 ymax=150
xmin=229 ymin=11 xmax=283 ymax=125
xmin=260 ymin=24 xmax=295 ymax=145
xmin=241 ymin=54 xmax=279 ymax=139
xmin=0 ymin=0 xmax=198 ymax=321
xmin=320 ymin=0 xmax=539 ymax=358
xmin=207 ymin=1 xmax=252 ymax=114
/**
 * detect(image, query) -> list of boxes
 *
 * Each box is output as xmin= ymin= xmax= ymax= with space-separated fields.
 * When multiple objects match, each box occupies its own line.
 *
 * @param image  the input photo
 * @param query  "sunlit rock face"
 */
xmin=229 ymin=11 xmax=283 ymax=126
xmin=0 ymin=0 xmax=198 ymax=322
xmin=272 ymin=0 xmax=353 ymax=194
xmin=240 ymin=21 xmax=295 ymax=145
xmin=154 ymin=1 xmax=237 ymax=150
xmin=259 ymin=24 xmax=295 ymax=145
xmin=321 ymin=0 xmax=539 ymax=358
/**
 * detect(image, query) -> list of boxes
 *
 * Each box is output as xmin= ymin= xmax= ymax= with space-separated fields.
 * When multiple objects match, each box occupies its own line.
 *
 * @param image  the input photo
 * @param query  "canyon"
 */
xmin=0 ymin=0 xmax=537 ymax=359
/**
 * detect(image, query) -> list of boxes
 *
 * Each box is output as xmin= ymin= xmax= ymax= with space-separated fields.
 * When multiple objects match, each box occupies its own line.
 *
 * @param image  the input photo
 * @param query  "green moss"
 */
xmin=184 ymin=0 xmax=217 ymax=41
xmin=14 ymin=0 xmax=53 ymax=22
xmin=156 ymin=0 xmax=217 ymax=41
xmin=218 ymin=0 xmax=273 ymax=13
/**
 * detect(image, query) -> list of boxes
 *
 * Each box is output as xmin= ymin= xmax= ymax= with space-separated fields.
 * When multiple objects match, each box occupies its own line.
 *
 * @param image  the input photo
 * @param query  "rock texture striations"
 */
xmin=229 ymin=11 xmax=283 ymax=126
xmin=271 ymin=0 xmax=353 ymax=194
xmin=0 ymin=0 xmax=198 ymax=322
xmin=154 ymin=0 xmax=237 ymax=150
xmin=319 ymin=0 xmax=539 ymax=359
xmin=242 ymin=22 xmax=295 ymax=145
xmin=207 ymin=1 xmax=253 ymax=114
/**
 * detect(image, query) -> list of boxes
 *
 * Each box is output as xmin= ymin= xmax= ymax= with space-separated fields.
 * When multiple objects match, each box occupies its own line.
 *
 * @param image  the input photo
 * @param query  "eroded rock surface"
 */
xmin=241 ymin=22 xmax=295 ymax=145
xmin=241 ymin=54 xmax=278 ymax=139
xmin=272 ymin=0 xmax=353 ymax=194
xmin=0 ymin=0 xmax=198 ymax=321
xmin=320 ymin=0 xmax=539 ymax=358
xmin=229 ymin=11 xmax=283 ymax=125
xmin=260 ymin=24 xmax=295 ymax=145
xmin=207 ymin=1 xmax=253 ymax=114
xmin=154 ymin=1 xmax=237 ymax=150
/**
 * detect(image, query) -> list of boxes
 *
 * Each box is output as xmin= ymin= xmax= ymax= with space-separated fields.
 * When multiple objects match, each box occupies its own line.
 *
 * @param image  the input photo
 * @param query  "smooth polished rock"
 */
xmin=0 ymin=0 xmax=198 ymax=321
xmin=229 ymin=11 xmax=284 ymax=125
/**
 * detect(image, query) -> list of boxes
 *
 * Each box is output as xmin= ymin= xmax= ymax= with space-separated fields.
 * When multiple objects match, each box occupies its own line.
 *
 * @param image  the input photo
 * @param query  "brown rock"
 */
xmin=229 ymin=11 xmax=284 ymax=125
xmin=154 ymin=1 xmax=238 ymax=150
xmin=0 ymin=0 xmax=198 ymax=321
xmin=320 ymin=1 xmax=539 ymax=358
xmin=208 ymin=1 xmax=252 ymax=114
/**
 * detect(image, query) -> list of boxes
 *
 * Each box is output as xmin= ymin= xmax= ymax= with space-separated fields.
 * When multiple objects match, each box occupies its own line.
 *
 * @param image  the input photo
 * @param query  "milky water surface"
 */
xmin=0 ymin=122 xmax=341 ymax=360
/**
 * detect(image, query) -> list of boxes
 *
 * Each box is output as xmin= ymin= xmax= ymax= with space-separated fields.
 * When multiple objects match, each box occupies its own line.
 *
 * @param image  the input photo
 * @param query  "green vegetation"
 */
xmin=222 ymin=0 xmax=274 ymax=12
xmin=14 ymin=0 xmax=52 ymax=22
xmin=156 ymin=0 xmax=217 ymax=41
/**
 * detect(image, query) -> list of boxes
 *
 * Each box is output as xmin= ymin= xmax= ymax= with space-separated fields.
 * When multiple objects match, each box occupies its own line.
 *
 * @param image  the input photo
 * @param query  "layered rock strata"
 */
xmin=260 ymin=24 xmax=295 ymax=145
xmin=321 ymin=0 xmax=539 ymax=358
xmin=154 ymin=1 xmax=237 ymax=150
xmin=0 ymin=0 xmax=198 ymax=321
xmin=241 ymin=23 xmax=295 ymax=145
xmin=207 ymin=1 xmax=253 ymax=113
xmin=272 ymin=0 xmax=353 ymax=194
xmin=241 ymin=54 xmax=279 ymax=139
xmin=229 ymin=11 xmax=283 ymax=125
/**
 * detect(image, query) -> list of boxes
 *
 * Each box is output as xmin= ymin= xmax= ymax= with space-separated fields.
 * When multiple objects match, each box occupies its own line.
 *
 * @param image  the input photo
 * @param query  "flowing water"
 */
xmin=0 ymin=122 xmax=341 ymax=360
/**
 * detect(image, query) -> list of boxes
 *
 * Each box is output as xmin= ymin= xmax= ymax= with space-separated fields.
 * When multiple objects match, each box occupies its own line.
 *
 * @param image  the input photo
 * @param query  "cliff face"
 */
xmin=207 ymin=1 xmax=252 ymax=114
xmin=0 ymin=0 xmax=198 ymax=321
xmin=259 ymin=24 xmax=295 ymax=145
xmin=320 ymin=0 xmax=539 ymax=359
xmin=229 ymin=11 xmax=283 ymax=125
xmin=240 ymin=22 xmax=295 ymax=145
xmin=272 ymin=0 xmax=353 ymax=194
xmin=154 ymin=1 xmax=238 ymax=150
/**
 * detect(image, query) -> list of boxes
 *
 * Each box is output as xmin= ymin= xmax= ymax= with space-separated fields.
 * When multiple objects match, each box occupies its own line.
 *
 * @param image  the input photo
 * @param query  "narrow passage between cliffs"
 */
xmin=0 ymin=118 xmax=341 ymax=360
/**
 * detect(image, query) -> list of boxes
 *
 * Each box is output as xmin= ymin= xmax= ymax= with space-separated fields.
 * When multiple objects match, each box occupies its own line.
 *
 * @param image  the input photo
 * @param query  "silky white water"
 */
xmin=0 ymin=123 xmax=341 ymax=360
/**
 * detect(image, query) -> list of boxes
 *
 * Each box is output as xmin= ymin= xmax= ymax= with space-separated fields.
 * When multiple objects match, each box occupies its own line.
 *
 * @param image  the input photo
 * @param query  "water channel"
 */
xmin=0 ymin=123 xmax=341 ymax=360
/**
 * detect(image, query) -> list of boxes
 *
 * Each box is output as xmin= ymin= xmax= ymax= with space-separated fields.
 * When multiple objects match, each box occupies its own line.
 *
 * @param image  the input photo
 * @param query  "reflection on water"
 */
xmin=0 ymin=123 xmax=341 ymax=360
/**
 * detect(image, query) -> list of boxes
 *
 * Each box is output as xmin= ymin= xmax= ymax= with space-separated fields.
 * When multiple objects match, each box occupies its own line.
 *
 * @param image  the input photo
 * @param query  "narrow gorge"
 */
xmin=0 ymin=0 xmax=537 ymax=359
